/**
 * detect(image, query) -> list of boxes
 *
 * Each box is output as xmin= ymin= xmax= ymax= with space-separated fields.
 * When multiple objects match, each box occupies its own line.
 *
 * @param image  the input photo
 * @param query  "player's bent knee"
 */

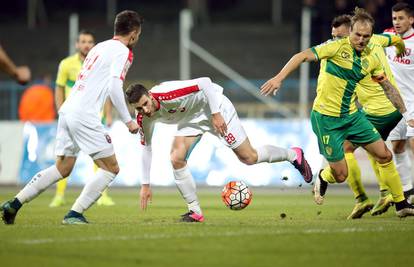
xmin=170 ymin=155 xmax=186 ymax=169
xmin=237 ymin=154 xmax=256 ymax=165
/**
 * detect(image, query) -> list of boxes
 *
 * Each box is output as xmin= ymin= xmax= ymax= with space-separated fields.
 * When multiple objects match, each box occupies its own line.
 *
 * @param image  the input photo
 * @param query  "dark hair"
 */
xmin=332 ymin=15 xmax=352 ymax=28
xmin=114 ymin=10 xmax=144 ymax=36
xmin=77 ymin=29 xmax=95 ymax=41
xmin=392 ymin=2 xmax=414 ymax=17
xmin=351 ymin=7 xmax=375 ymax=32
xmin=126 ymin=84 xmax=149 ymax=103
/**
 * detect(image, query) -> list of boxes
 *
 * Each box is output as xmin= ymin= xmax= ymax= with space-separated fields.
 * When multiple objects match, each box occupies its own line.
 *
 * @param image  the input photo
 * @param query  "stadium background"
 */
xmin=1 ymin=0 xmax=414 ymax=187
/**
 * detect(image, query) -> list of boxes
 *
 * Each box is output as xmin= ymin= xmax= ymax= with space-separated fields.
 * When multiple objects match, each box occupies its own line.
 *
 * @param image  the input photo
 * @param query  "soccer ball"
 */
xmin=221 ymin=181 xmax=252 ymax=210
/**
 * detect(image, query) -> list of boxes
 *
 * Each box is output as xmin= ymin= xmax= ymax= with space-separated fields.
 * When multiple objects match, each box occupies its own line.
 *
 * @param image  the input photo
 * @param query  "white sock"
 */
xmin=71 ymin=168 xmax=115 ymax=213
xmin=256 ymin=145 xmax=296 ymax=163
xmin=173 ymin=165 xmax=202 ymax=214
xmin=394 ymin=151 xmax=413 ymax=192
xmin=16 ymin=165 xmax=63 ymax=203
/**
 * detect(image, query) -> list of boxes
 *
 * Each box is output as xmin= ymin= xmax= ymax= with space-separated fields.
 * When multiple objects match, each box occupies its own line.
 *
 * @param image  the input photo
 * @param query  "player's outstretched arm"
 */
xmin=377 ymin=77 xmax=414 ymax=127
xmin=0 ymin=45 xmax=31 ymax=84
xmin=140 ymin=145 xmax=152 ymax=210
xmin=108 ymin=76 xmax=138 ymax=133
xmin=196 ymin=77 xmax=228 ymax=136
xmin=261 ymin=49 xmax=316 ymax=96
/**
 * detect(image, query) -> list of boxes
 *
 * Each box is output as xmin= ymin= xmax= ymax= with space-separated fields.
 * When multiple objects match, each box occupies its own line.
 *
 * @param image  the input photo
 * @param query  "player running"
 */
xmin=261 ymin=7 xmax=414 ymax=218
xmin=50 ymin=29 xmax=115 ymax=208
xmin=1 ymin=10 xmax=143 ymax=225
xmin=326 ymin=14 xmax=407 ymax=219
xmin=126 ymin=77 xmax=312 ymax=222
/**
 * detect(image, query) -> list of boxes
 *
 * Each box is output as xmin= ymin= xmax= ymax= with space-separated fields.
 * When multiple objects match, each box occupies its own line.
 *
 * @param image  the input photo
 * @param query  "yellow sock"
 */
xmin=367 ymin=153 xmax=389 ymax=192
xmin=345 ymin=153 xmax=367 ymax=201
xmin=56 ymin=178 xmax=68 ymax=197
xmin=102 ymin=189 xmax=109 ymax=198
xmin=320 ymin=167 xmax=337 ymax=184
xmin=377 ymin=160 xmax=404 ymax=202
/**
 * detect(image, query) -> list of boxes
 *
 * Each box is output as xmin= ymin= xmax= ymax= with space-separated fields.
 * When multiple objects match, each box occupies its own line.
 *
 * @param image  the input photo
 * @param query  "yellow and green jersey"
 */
xmin=356 ymin=34 xmax=403 ymax=116
xmin=55 ymin=53 xmax=83 ymax=98
xmin=311 ymin=37 xmax=385 ymax=117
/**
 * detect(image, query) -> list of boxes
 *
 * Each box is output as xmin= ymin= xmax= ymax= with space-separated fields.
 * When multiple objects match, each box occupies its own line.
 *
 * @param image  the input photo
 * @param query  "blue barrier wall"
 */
xmin=19 ymin=120 xmax=323 ymax=187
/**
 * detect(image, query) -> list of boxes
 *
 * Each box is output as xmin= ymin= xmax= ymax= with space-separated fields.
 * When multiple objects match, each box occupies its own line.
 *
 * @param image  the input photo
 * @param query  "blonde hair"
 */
xmin=351 ymin=7 xmax=375 ymax=32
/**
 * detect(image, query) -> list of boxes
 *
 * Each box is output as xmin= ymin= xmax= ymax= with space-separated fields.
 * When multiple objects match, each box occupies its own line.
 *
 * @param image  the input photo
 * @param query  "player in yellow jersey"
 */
xmin=50 ymin=30 xmax=115 ymax=207
xmin=261 ymin=7 xmax=414 ymax=217
xmin=328 ymin=15 xmax=405 ymax=219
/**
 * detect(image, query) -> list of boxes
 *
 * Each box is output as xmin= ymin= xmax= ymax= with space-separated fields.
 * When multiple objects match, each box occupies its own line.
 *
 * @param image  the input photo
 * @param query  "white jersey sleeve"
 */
xmin=385 ymin=28 xmax=414 ymax=111
xmin=59 ymin=39 xmax=134 ymax=121
xmin=110 ymin=48 xmax=133 ymax=80
xmin=137 ymin=113 xmax=156 ymax=146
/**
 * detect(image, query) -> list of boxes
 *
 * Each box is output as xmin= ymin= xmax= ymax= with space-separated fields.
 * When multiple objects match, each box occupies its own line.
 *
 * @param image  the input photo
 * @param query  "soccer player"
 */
xmin=327 ymin=15 xmax=407 ymax=219
xmin=0 ymin=45 xmax=31 ymax=84
xmin=384 ymin=2 xmax=414 ymax=205
xmin=50 ymin=30 xmax=115 ymax=208
xmin=126 ymin=77 xmax=313 ymax=222
xmin=0 ymin=10 xmax=142 ymax=225
xmin=261 ymin=7 xmax=414 ymax=217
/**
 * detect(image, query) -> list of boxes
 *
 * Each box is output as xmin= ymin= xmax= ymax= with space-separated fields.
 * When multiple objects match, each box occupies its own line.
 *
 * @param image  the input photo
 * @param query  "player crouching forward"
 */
xmin=127 ymin=77 xmax=313 ymax=222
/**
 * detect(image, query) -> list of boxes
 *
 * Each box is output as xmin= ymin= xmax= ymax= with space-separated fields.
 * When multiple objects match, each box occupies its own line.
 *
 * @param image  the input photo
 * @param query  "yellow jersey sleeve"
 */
xmin=311 ymin=40 xmax=340 ymax=61
xmin=370 ymin=53 xmax=386 ymax=80
xmin=55 ymin=60 xmax=68 ymax=88
xmin=372 ymin=33 xmax=405 ymax=54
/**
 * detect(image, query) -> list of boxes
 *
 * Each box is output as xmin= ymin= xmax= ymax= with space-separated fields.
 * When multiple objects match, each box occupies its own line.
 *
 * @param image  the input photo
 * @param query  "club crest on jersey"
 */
xmin=105 ymin=134 xmax=112 ymax=144
xmin=341 ymin=51 xmax=351 ymax=59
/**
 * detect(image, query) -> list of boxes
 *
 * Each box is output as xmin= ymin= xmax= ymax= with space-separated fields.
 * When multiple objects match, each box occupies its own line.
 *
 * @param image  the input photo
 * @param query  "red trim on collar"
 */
xmin=150 ymin=85 xmax=200 ymax=102
xmin=149 ymin=93 xmax=161 ymax=111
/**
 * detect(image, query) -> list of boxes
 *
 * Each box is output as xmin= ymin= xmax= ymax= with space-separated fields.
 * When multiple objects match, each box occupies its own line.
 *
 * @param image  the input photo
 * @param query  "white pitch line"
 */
xmin=15 ymin=226 xmax=412 ymax=245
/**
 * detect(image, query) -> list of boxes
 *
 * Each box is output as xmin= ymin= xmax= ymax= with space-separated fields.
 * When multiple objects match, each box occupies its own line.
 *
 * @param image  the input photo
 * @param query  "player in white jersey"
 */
xmin=126 ymin=77 xmax=313 ymax=222
xmin=385 ymin=2 xmax=414 ymax=203
xmin=1 ymin=10 xmax=143 ymax=225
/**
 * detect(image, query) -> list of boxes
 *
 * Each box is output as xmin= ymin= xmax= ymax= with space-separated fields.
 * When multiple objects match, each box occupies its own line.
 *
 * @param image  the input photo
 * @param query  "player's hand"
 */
xmin=126 ymin=120 xmax=139 ymax=134
xmin=260 ymin=76 xmax=282 ymax=96
xmin=211 ymin=112 xmax=227 ymax=137
xmin=15 ymin=66 xmax=31 ymax=85
xmin=140 ymin=184 xmax=152 ymax=210
xmin=407 ymin=119 xmax=414 ymax=128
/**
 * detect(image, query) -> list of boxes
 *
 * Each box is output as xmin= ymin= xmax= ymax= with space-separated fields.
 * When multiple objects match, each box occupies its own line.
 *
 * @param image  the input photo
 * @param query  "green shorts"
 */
xmin=311 ymin=110 xmax=381 ymax=162
xmin=364 ymin=110 xmax=402 ymax=140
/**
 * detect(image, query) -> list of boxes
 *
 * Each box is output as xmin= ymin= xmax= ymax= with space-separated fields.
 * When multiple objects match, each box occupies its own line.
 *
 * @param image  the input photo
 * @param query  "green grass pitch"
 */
xmin=1 ymin=186 xmax=414 ymax=267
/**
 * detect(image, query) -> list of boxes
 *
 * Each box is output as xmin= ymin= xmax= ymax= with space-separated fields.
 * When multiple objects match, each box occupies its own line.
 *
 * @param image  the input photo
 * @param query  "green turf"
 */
xmin=1 ymin=187 xmax=414 ymax=267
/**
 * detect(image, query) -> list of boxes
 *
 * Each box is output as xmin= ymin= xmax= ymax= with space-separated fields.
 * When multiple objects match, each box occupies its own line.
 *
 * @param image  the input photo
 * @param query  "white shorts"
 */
xmin=388 ymin=118 xmax=414 ymax=141
xmin=176 ymin=96 xmax=247 ymax=149
xmin=55 ymin=114 xmax=114 ymax=159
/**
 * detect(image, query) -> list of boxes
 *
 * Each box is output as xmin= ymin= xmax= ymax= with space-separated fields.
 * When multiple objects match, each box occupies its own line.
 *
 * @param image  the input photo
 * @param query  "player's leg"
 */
xmin=1 ymin=156 xmax=74 ymax=224
xmin=363 ymin=139 xmax=414 ymax=217
xmin=63 ymin=153 xmax=119 ymax=224
xmin=1 ymin=114 xmax=77 ymax=224
xmin=343 ymin=141 xmax=373 ymax=219
xmin=95 ymin=163 xmax=115 ymax=206
xmin=62 ymin=117 xmax=117 ymax=224
xmin=218 ymin=95 xmax=312 ymax=182
xmin=49 ymin=178 xmax=68 ymax=208
xmin=368 ymin=153 xmax=394 ymax=215
xmin=170 ymin=135 xmax=204 ymax=222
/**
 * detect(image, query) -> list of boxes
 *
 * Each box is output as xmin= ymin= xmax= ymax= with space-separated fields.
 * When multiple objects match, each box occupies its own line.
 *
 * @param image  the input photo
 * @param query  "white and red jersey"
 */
xmin=384 ymin=27 xmax=414 ymax=109
xmin=137 ymin=79 xmax=224 ymax=146
xmin=59 ymin=39 xmax=133 ymax=122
